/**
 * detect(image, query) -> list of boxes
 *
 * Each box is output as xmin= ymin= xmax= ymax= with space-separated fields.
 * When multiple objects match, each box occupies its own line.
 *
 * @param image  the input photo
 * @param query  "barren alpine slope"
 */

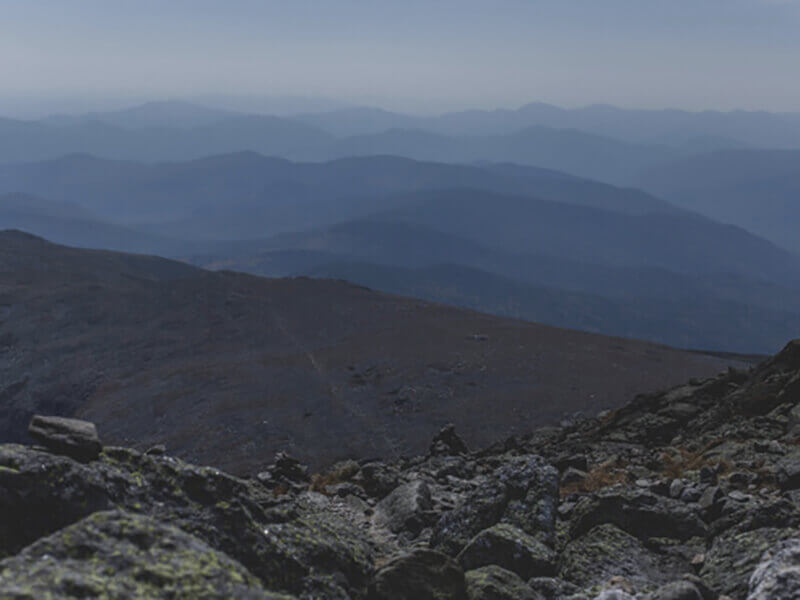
xmin=0 ymin=340 xmax=798 ymax=598
xmin=0 ymin=230 xmax=746 ymax=473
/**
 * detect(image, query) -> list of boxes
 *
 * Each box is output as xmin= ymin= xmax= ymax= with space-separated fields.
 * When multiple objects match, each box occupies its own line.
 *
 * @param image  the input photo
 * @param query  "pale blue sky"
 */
xmin=1 ymin=0 xmax=799 ymax=115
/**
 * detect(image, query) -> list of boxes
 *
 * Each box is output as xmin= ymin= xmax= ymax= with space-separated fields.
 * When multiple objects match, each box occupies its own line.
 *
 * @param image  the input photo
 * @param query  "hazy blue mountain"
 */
xmin=370 ymin=189 xmax=800 ymax=288
xmin=298 ymin=102 xmax=800 ymax=148
xmin=40 ymin=101 xmax=238 ymax=130
xmin=637 ymin=149 xmax=800 ymax=254
xmin=0 ymin=193 xmax=189 ymax=255
xmin=0 ymin=115 xmax=333 ymax=163
xmin=316 ymin=126 xmax=674 ymax=183
xmin=0 ymin=153 xmax=676 ymax=236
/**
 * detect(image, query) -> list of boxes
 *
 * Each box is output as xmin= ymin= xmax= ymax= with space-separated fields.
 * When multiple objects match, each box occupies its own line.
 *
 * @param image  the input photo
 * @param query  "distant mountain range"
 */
xmin=2 ymin=101 xmax=800 ymax=354
xmin=0 ymin=230 xmax=742 ymax=471
xmin=296 ymin=102 xmax=800 ymax=148
xmin=2 ymin=152 xmax=799 ymax=353
xmin=1 ymin=100 xmax=799 ymax=187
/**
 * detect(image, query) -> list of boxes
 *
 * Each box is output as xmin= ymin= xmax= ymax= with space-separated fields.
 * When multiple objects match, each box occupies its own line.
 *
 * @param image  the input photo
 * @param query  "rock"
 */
xmin=747 ymin=537 xmax=800 ymax=600
xmin=593 ymin=591 xmax=636 ymax=600
xmin=701 ymin=527 xmax=799 ymax=599
xmin=430 ymin=424 xmax=469 ymax=456
xmin=145 ymin=444 xmax=166 ymax=456
xmin=27 ymin=415 xmax=102 ymax=461
xmin=465 ymin=565 xmax=543 ymax=600
xmin=0 ymin=510 xmax=289 ymax=599
xmin=457 ymin=523 xmax=556 ymax=579
xmin=569 ymin=489 xmax=707 ymax=542
xmin=698 ymin=485 xmax=724 ymax=510
xmin=776 ymin=453 xmax=800 ymax=490
xmin=368 ymin=549 xmax=467 ymax=600
xmin=431 ymin=455 xmax=558 ymax=556
xmin=560 ymin=524 xmax=688 ymax=594
xmin=1 ymin=443 xmax=374 ymax=596
xmin=0 ymin=444 xmax=111 ymax=558
xmin=527 ymin=577 xmax=580 ymax=599
xmin=650 ymin=580 xmax=703 ymax=600
xmin=562 ymin=467 xmax=588 ymax=486
xmin=669 ymin=479 xmax=686 ymax=499
xmin=374 ymin=479 xmax=433 ymax=535
xmin=355 ymin=461 xmax=401 ymax=499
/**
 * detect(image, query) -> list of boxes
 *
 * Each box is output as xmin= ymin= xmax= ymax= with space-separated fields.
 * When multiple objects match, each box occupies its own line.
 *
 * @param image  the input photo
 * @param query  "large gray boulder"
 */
xmin=27 ymin=415 xmax=102 ymax=461
xmin=747 ymin=538 xmax=800 ymax=600
xmin=368 ymin=549 xmax=468 ymax=600
xmin=701 ymin=526 xmax=799 ymax=599
xmin=430 ymin=455 xmax=558 ymax=556
xmin=374 ymin=479 xmax=433 ymax=535
xmin=0 ymin=510 xmax=289 ymax=599
xmin=458 ymin=523 xmax=556 ymax=579
xmin=560 ymin=524 xmax=688 ymax=595
xmin=465 ymin=565 xmax=543 ymax=600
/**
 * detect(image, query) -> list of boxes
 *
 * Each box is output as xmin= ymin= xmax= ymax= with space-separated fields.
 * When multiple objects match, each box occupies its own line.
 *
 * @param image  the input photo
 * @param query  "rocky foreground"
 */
xmin=1 ymin=343 xmax=800 ymax=599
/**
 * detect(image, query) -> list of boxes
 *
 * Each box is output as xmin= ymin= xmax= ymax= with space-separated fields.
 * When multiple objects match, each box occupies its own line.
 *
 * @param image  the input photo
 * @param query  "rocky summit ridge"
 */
xmin=2 ymin=342 xmax=800 ymax=599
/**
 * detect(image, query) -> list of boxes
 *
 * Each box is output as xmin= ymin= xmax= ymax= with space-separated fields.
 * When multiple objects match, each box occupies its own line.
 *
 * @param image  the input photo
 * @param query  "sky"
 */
xmin=1 ymin=0 xmax=799 ymax=116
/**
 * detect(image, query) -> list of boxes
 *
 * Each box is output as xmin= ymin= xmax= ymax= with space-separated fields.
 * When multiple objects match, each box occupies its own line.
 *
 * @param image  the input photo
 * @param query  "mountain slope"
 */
xmin=372 ymin=189 xmax=800 ymax=287
xmin=0 ymin=193 xmax=189 ymax=255
xmin=0 ymin=231 xmax=743 ymax=472
xmin=0 ymin=154 xmax=677 ymax=235
xmin=637 ymin=149 xmax=800 ymax=254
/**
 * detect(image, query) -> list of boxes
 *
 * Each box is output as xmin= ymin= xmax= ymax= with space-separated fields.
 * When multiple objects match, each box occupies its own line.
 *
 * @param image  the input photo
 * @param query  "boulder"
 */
xmin=430 ymin=424 xmax=469 ymax=456
xmin=527 ymin=577 xmax=580 ymax=599
xmin=0 ymin=443 xmax=375 ymax=596
xmin=569 ymin=488 xmax=707 ymax=542
xmin=368 ymin=549 xmax=467 ymax=600
xmin=651 ymin=580 xmax=703 ymax=600
xmin=27 ymin=415 xmax=102 ymax=461
xmin=0 ymin=510 xmax=289 ymax=599
xmin=374 ymin=479 xmax=433 ymax=535
xmin=0 ymin=444 xmax=111 ymax=558
xmin=458 ymin=523 xmax=556 ymax=579
xmin=431 ymin=455 xmax=558 ymax=556
xmin=701 ymin=526 xmax=799 ymax=599
xmin=747 ymin=538 xmax=800 ymax=600
xmin=465 ymin=565 xmax=543 ymax=600
xmin=560 ymin=524 xmax=688 ymax=594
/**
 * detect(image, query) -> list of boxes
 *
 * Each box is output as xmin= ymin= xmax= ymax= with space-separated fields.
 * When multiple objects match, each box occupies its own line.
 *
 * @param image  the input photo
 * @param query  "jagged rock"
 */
xmin=145 ymin=444 xmax=166 ymax=456
xmin=27 ymin=415 xmax=102 ymax=461
xmin=700 ymin=526 xmax=799 ymax=599
xmin=561 ymin=467 xmax=588 ymax=486
xmin=569 ymin=488 xmax=707 ymax=542
xmin=0 ymin=510 xmax=289 ymax=599
xmin=1 ymin=444 xmax=374 ymax=596
xmin=747 ymin=538 xmax=800 ymax=599
xmin=560 ymin=524 xmax=688 ymax=594
xmin=368 ymin=549 xmax=467 ymax=600
xmin=776 ymin=451 xmax=800 ymax=490
xmin=374 ymin=479 xmax=433 ymax=535
xmin=650 ymin=580 xmax=703 ymax=600
xmin=0 ymin=444 xmax=111 ymax=558
xmin=457 ymin=523 xmax=556 ymax=579
xmin=355 ymin=461 xmax=401 ymax=499
xmin=528 ymin=577 xmax=580 ymax=599
xmin=464 ymin=565 xmax=543 ymax=600
xmin=430 ymin=424 xmax=469 ymax=456
xmin=593 ymin=591 xmax=636 ymax=600
xmin=430 ymin=455 xmax=558 ymax=556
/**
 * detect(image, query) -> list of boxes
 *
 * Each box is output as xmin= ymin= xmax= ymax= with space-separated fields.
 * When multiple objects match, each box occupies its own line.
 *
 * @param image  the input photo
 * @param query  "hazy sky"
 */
xmin=2 ymin=0 xmax=800 ymax=116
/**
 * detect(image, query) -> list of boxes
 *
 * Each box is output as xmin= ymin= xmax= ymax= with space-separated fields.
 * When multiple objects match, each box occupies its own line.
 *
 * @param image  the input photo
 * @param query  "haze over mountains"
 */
xmin=1 ymin=99 xmax=799 ymax=356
